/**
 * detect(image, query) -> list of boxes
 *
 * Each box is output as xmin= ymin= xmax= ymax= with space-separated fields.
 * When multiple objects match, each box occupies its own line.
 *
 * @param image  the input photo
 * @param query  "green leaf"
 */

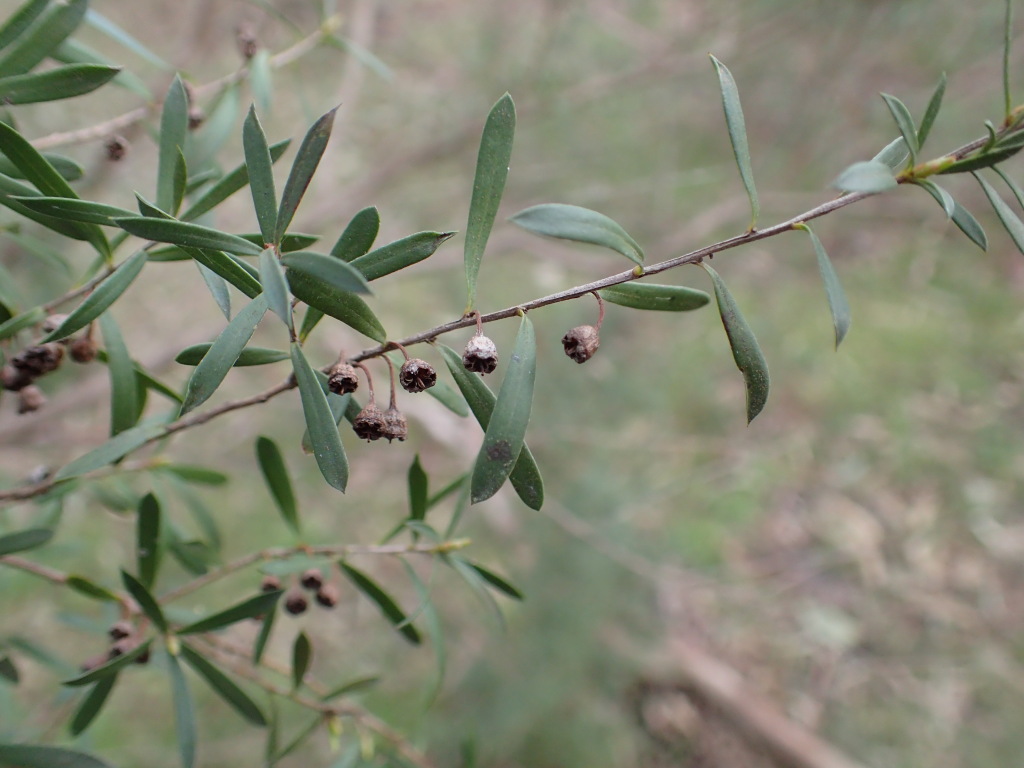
xmin=282 ymin=250 xmax=371 ymax=294
xmin=298 ymin=306 xmax=324 ymax=343
xmin=880 ymin=93 xmax=918 ymax=165
xmin=470 ymin=313 xmax=536 ymax=504
xmin=157 ymin=76 xmax=188 ymax=214
xmin=253 ymin=608 xmax=275 ymax=666
xmin=0 ymin=173 xmax=95 ymax=241
xmin=427 ymin=380 xmax=469 ymax=417
xmin=0 ymin=744 xmax=113 ymax=768
xmin=291 ymin=343 xmax=348 ymax=491
xmin=69 ymin=674 xmax=117 ymax=736
xmin=1005 ymin=0 xmax=1014 ymax=118
xmin=166 ymin=652 xmax=197 ymax=768
xmin=913 ymin=178 xmax=956 ymax=219
xmin=510 ymin=203 xmax=643 ymax=265
xmin=291 ymin=631 xmax=311 ymax=690
xmin=464 ymin=93 xmax=516 ymax=309
xmin=275 ymin=107 xmax=337 ymax=243
xmin=53 ymin=37 xmax=150 ymax=98
xmin=62 ymin=639 xmax=153 ymax=686
xmin=171 ymin=148 xmax=187 ymax=219
xmin=331 ymin=206 xmax=379 ymax=261
xmin=115 ymin=217 xmax=264 ymax=256
xmin=241 ymin=232 xmax=318 ymax=252
xmin=136 ymin=492 xmax=161 ymax=589
xmin=259 ymin=247 xmax=292 ymax=328
xmin=995 ymin=166 xmax=1024 ymax=211
xmin=42 ymin=251 xmax=146 ymax=342
xmin=795 ymin=224 xmax=851 ymax=349
xmin=243 ymin=105 xmax=278 ymax=243
xmin=256 ymin=436 xmax=299 ymax=535
xmin=952 ymin=200 xmax=988 ymax=250
xmin=0 ymin=64 xmax=119 ymax=104
xmin=832 ymin=160 xmax=899 ymax=193
xmin=54 ymin=422 xmax=166 ymax=481
xmin=709 ymin=54 xmax=759 ymax=228
xmin=0 ymin=0 xmax=50 ymax=51
xmin=300 ymin=391 xmax=350 ymax=453
xmin=178 ymin=591 xmax=282 ymax=635
xmin=84 ymin=9 xmax=170 ymax=69
xmin=250 ymin=48 xmax=273 ymax=117
xmin=466 ymin=560 xmax=523 ymax=600
xmin=0 ymin=153 xmax=81 ymax=182
xmin=98 ymin=312 xmax=139 ymax=435
xmin=66 ymin=575 xmax=120 ymax=603
xmin=870 ymin=137 xmax=909 ymax=173
xmin=0 ymin=655 xmax=17 ymax=684
xmin=175 ymin=343 xmax=288 ymax=367
xmin=917 ymin=72 xmax=946 ymax=147
xmin=11 ymin=196 xmax=135 ymax=226
xmin=339 ymin=562 xmax=421 ymax=644
xmin=0 ymin=527 xmax=52 ymax=556
xmin=180 ymin=294 xmax=268 ymax=414
xmin=181 ymin=138 xmax=291 ymax=222
xmin=937 ymin=144 xmax=1024 ymax=175
xmin=438 ymin=344 xmax=544 ymax=510
xmin=0 ymin=306 xmax=44 ymax=341
xmin=408 ymin=455 xmax=428 ymax=522
xmin=121 ymin=570 xmax=167 ymax=632
xmin=195 ymin=262 xmax=231 ymax=319
xmin=349 ymin=231 xmax=455 ymax=281
xmin=179 ymin=644 xmax=267 ymax=726
xmin=286 ymin=270 xmax=386 ymax=342
xmin=975 ymin=171 xmax=1024 ymax=255
xmin=183 ymin=247 xmax=263 ymax=299
xmin=599 ymin=282 xmax=710 ymax=312
xmin=320 ymin=674 xmax=380 ymax=701
xmin=0 ymin=0 xmax=87 ymax=77
xmin=703 ymin=264 xmax=770 ymax=424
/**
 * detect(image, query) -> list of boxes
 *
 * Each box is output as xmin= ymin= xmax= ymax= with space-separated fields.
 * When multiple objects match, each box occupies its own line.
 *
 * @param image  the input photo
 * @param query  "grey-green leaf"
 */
xmin=43 ymin=251 xmax=147 ymax=342
xmin=913 ymin=178 xmax=956 ymax=219
xmin=179 ymin=644 xmax=267 ymax=726
xmin=349 ymin=231 xmax=455 ymax=281
xmin=115 ymin=217 xmax=264 ymax=256
xmin=62 ymin=639 xmax=153 ymax=687
xmin=243 ymin=105 xmax=278 ymax=243
xmin=120 ymin=570 xmax=167 ymax=632
xmin=69 ymin=674 xmax=117 ymax=736
xmin=157 ymin=76 xmax=188 ymax=215
xmin=98 ymin=312 xmax=139 ymax=435
xmin=275 ymin=107 xmax=337 ymax=244
xmin=256 ymin=436 xmax=299 ymax=534
xmin=975 ymin=171 xmax=1024 ymax=255
xmin=286 ymin=270 xmax=386 ymax=342
xmin=175 ymin=343 xmax=288 ymax=367
xmin=178 ymin=591 xmax=283 ymax=635
xmin=510 ymin=203 xmax=644 ymax=265
xmin=259 ymin=247 xmax=292 ymax=329
xmin=917 ymin=72 xmax=946 ymax=147
xmin=465 ymin=560 xmax=523 ymax=600
xmin=470 ymin=313 xmax=536 ymax=504
xmin=166 ymin=652 xmax=196 ymax=768
xmin=11 ymin=196 xmax=135 ymax=226
xmin=282 ymin=250 xmax=371 ymax=294
xmin=464 ymin=93 xmax=516 ymax=309
xmin=181 ymin=138 xmax=291 ymax=222
xmin=136 ymin=492 xmax=161 ymax=589
xmin=331 ymin=206 xmax=379 ymax=261
xmin=291 ymin=631 xmax=311 ymax=690
xmin=703 ymin=264 xmax=770 ymax=423
xmin=0 ymin=0 xmax=87 ymax=77
xmin=180 ymin=294 xmax=268 ymax=414
xmin=832 ymin=161 xmax=899 ymax=194
xmin=880 ymin=92 xmax=918 ymax=164
xmin=184 ymin=247 xmax=262 ymax=298
xmin=0 ymin=64 xmax=120 ymax=104
xmin=871 ymin=137 xmax=909 ymax=173
xmin=599 ymin=282 xmax=710 ymax=312
xmin=54 ymin=422 xmax=166 ymax=481
xmin=952 ymin=200 xmax=988 ymax=250
xmin=0 ymin=0 xmax=50 ymax=51
xmin=796 ymin=224 xmax=851 ymax=349
xmin=0 ymin=527 xmax=53 ymax=556
xmin=408 ymin=455 xmax=428 ymax=522
xmin=0 ymin=744 xmax=113 ymax=768
xmin=291 ymin=343 xmax=348 ymax=492
xmin=339 ymin=562 xmax=421 ymax=645
xmin=709 ymin=54 xmax=759 ymax=229
xmin=438 ymin=344 xmax=544 ymax=510
xmin=253 ymin=608 xmax=276 ymax=666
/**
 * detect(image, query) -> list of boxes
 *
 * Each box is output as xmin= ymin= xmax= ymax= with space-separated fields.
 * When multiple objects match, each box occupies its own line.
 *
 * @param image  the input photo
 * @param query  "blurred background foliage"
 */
xmin=2 ymin=0 xmax=1024 ymax=766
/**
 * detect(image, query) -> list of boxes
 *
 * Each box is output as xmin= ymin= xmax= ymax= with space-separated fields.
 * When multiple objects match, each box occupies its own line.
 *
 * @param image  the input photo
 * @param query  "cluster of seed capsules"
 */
xmin=261 ymin=569 xmax=339 ymax=615
xmin=0 ymin=314 xmax=97 ymax=414
xmin=79 ymin=619 xmax=150 ymax=672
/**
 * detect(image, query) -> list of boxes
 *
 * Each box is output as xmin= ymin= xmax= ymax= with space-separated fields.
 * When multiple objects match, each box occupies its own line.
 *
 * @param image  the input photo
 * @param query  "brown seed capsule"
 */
xmin=300 ymin=569 xmax=324 ymax=591
xmin=12 ymin=343 xmax=64 ymax=378
xmin=105 ymin=135 xmax=129 ymax=161
xmin=462 ymin=334 xmax=498 ymax=375
xmin=315 ymin=583 xmax=340 ymax=608
xmin=399 ymin=358 xmax=437 ymax=393
xmin=562 ymin=324 xmax=601 ymax=364
xmin=328 ymin=362 xmax=360 ymax=395
xmin=134 ymin=647 xmax=151 ymax=665
xmin=236 ymin=22 xmax=259 ymax=60
xmin=17 ymin=385 xmax=46 ymax=414
xmin=1 ymin=364 xmax=32 ymax=391
xmin=352 ymin=403 xmax=386 ymax=441
xmin=284 ymin=589 xmax=308 ymax=616
xmin=80 ymin=653 xmax=108 ymax=672
xmin=187 ymin=107 xmax=205 ymax=131
xmin=69 ymin=337 xmax=98 ymax=364
xmin=41 ymin=314 xmax=68 ymax=335
xmin=381 ymin=406 xmax=408 ymax=443
xmin=108 ymin=638 xmax=135 ymax=659
xmin=108 ymin=620 xmax=133 ymax=640
xmin=260 ymin=574 xmax=282 ymax=593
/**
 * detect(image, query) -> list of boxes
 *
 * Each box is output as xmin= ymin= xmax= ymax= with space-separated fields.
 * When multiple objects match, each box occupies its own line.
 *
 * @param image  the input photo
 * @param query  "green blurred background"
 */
xmin=2 ymin=0 xmax=1024 ymax=766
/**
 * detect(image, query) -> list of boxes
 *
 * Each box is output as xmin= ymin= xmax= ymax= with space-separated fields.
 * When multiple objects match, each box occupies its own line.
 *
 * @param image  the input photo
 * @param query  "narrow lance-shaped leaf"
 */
xmin=471 ymin=313 xmax=536 ymax=504
xmin=291 ymin=343 xmax=348 ymax=492
xmin=62 ymin=640 xmax=153 ymax=687
xmin=915 ymin=182 xmax=987 ymax=250
xmin=115 ymin=217 xmax=264 ymax=256
xmin=178 ymin=591 xmax=282 ymax=635
xmin=186 ymin=247 xmax=262 ymax=299
xmin=510 ymin=203 xmax=643 ymax=265
xmin=0 ymin=64 xmax=120 ymax=104
xmin=871 ymin=137 xmax=910 ymax=173
xmin=464 ymin=92 xmax=515 ymax=310
xmin=156 ymin=76 xmax=188 ymax=214
xmin=54 ymin=422 xmax=166 ymax=481
xmin=195 ymin=262 xmax=231 ymax=320
xmin=833 ymin=161 xmax=899 ymax=194
xmin=67 ymin=575 xmax=120 ymax=603
xmin=259 ymin=247 xmax=293 ymax=329
xmin=0 ymin=527 xmax=52 ymax=556
xmin=438 ymin=344 xmax=544 ymax=510
xmin=53 ymin=37 xmax=150 ymax=98
xmin=98 ymin=312 xmax=140 ymax=435
xmin=0 ymin=306 xmax=44 ymax=341
xmin=408 ymin=455 xmax=428 ymax=522
xmin=43 ymin=250 xmax=147 ymax=342
xmin=136 ymin=492 xmax=161 ymax=589
xmin=256 ymin=436 xmax=300 ymax=535
xmin=349 ymin=231 xmax=455 ymax=281
xmin=166 ymin=652 xmax=197 ymax=768
xmin=795 ymin=224 xmax=851 ymax=349
xmin=0 ymin=655 xmax=17 ymax=684
xmin=466 ymin=560 xmax=524 ymax=600
xmin=121 ymin=570 xmax=167 ymax=632
xmin=599 ymin=282 xmax=710 ymax=312
xmin=709 ymin=54 xmax=759 ymax=229
xmin=0 ymin=0 xmax=87 ymax=77
xmin=84 ymin=8 xmax=171 ymax=69
xmin=282 ymin=250 xmax=371 ymax=294
xmin=1004 ymin=0 xmax=1014 ymax=119
xmin=176 ymin=344 xmax=288 ymax=367
xmin=171 ymin=148 xmax=187 ymax=217
xmin=180 ymin=294 xmax=268 ymax=414
xmin=331 ymin=205 xmax=380 ymax=261
xmin=917 ymin=72 xmax=947 ymax=147
xmin=0 ymin=173 xmax=96 ymax=242
xmin=253 ymin=608 xmax=276 ymax=666
xmin=69 ymin=674 xmax=118 ymax=736
xmin=181 ymin=138 xmax=291 ymax=222
xmin=880 ymin=93 xmax=919 ymax=165
xmin=179 ymin=644 xmax=267 ymax=726
xmin=0 ymin=0 xmax=50 ymax=51
xmin=0 ymin=152 xmax=82 ymax=182
xmin=291 ymin=631 xmax=311 ymax=690
xmin=702 ymin=263 xmax=770 ymax=423
xmin=994 ymin=166 xmax=1024 ymax=211
xmin=339 ymin=562 xmax=421 ymax=644
xmin=274 ymin=107 xmax=337 ymax=244
xmin=12 ymin=196 xmax=136 ymax=226
xmin=975 ymin=171 xmax=1024 ymax=255
xmin=286 ymin=270 xmax=386 ymax=342
xmin=243 ymin=105 xmax=278 ymax=243
xmin=0 ymin=745 xmax=114 ymax=768
xmin=913 ymin=178 xmax=955 ymax=219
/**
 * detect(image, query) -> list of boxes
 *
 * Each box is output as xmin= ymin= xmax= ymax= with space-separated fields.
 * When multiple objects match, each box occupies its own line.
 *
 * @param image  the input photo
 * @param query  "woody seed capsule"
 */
xmin=462 ymin=334 xmax=498 ymax=374
xmin=315 ymin=583 xmax=340 ymax=608
xmin=260 ymin=574 xmax=282 ymax=593
xmin=399 ymin=358 xmax=437 ymax=393
xmin=381 ymin=406 xmax=408 ymax=443
xmin=1 ymin=364 xmax=32 ymax=391
xmin=69 ymin=337 xmax=98 ymax=364
xmin=353 ymin=403 xmax=387 ymax=441
xmin=328 ymin=362 xmax=360 ymax=395
xmin=562 ymin=325 xmax=601 ymax=364
xmin=108 ymin=620 xmax=133 ymax=640
xmin=300 ymin=569 xmax=324 ymax=591
xmin=284 ymin=589 xmax=309 ymax=615
xmin=12 ymin=343 xmax=64 ymax=378
xmin=17 ymin=385 xmax=46 ymax=414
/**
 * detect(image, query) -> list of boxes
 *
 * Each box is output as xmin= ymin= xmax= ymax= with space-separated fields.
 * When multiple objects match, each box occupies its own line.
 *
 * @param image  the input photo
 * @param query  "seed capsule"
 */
xmin=462 ymin=334 xmax=498 ymax=375
xmin=69 ymin=337 xmax=98 ymax=364
xmin=260 ymin=574 xmax=282 ymax=593
xmin=399 ymin=358 xmax=437 ymax=393
xmin=315 ymin=583 xmax=340 ymax=608
xmin=284 ymin=589 xmax=309 ymax=616
xmin=561 ymin=325 xmax=601 ymax=364
xmin=108 ymin=620 xmax=133 ymax=640
xmin=352 ymin=403 xmax=387 ymax=441
xmin=328 ymin=362 xmax=360 ymax=395
xmin=1 ymin=364 xmax=32 ymax=391
xmin=17 ymin=385 xmax=46 ymax=414
xmin=381 ymin=406 xmax=408 ymax=443
xmin=300 ymin=569 xmax=324 ymax=591
xmin=12 ymin=343 xmax=64 ymax=378
xmin=105 ymin=135 xmax=129 ymax=161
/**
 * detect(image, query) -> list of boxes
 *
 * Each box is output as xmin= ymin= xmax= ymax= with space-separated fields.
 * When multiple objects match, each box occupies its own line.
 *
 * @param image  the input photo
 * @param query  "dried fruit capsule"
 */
xmin=352 ymin=403 xmax=386 ymax=441
xmin=399 ymin=358 xmax=437 ymax=393
xmin=462 ymin=334 xmax=498 ymax=374
xmin=315 ymin=583 xmax=340 ymax=608
xmin=108 ymin=638 xmax=135 ymax=659
xmin=17 ymin=385 xmax=46 ymax=414
xmin=12 ymin=343 xmax=64 ymax=378
xmin=284 ymin=589 xmax=308 ymax=616
xmin=382 ymin=407 xmax=408 ymax=443
xmin=105 ymin=135 xmax=129 ymax=161
xmin=300 ymin=569 xmax=324 ymax=591
xmin=108 ymin=620 xmax=133 ymax=640
xmin=41 ymin=314 xmax=68 ymax=335
xmin=328 ymin=362 xmax=360 ymax=395
xmin=1 ymin=364 xmax=32 ymax=391
xmin=187 ymin=107 xmax=205 ymax=131
xmin=69 ymin=337 xmax=98 ymax=364
xmin=562 ymin=325 xmax=601 ymax=364
xmin=260 ymin=574 xmax=282 ymax=593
